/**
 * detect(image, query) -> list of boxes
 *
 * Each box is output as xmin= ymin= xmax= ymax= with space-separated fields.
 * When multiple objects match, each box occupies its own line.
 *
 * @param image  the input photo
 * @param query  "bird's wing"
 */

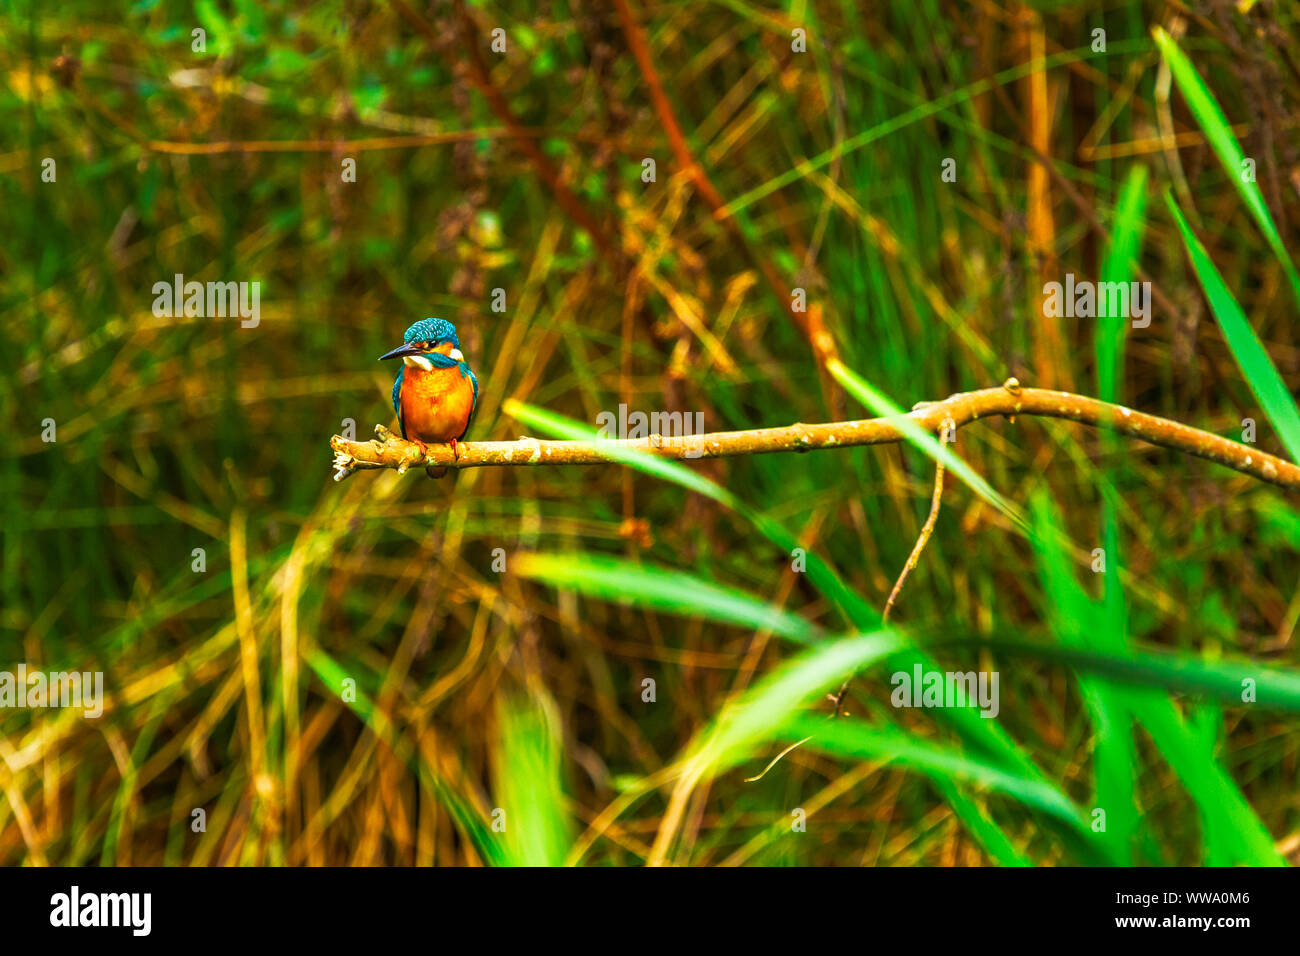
xmin=459 ymin=364 xmax=479 ymax=441
xmin=391 ymin=366 xmax=407 ymax=440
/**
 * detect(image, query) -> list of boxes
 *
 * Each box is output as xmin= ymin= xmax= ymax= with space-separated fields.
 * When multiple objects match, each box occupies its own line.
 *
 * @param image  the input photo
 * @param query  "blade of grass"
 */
xmin=1153 ymin=26 xmax=1300 ymax=304
xmin=1166 ymin=191 xmax=1300 ymax=463
xmin=929 ymin=775 xmax=1034 ymax=867
xmin=683 ymin=631 xmax=904 ymax=776
xmin=1027 ymin=495 xmax=1133 ymax=864
xmin=513 ymin=552 xmax=823 ymax=644
xmin=940 ymin=637 xmax=1300 ymax=712
xmin=491 ymin=695 xmax=571 ymax=867
xmin=786 ymin=714 xmax=1087 ymax=832
xmin=1098 ymin=165 xmax=1149 ymax=404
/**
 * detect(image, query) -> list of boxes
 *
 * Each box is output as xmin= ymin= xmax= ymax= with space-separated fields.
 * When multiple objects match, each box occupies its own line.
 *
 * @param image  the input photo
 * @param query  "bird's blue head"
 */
xmin=403 ymin=317 xmax=459 ymax=349
xmin=378 ymin=318 xmax=463 ymax=366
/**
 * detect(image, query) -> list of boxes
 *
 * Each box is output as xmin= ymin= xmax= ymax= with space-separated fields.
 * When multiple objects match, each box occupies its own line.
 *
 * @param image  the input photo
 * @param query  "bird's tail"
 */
xmin=425 ymin=465 xmax=448 ymax=479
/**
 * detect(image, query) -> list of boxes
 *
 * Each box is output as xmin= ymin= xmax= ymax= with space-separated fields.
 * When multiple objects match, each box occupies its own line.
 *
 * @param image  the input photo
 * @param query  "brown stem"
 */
xmin=611 ymin=0 xmax=844 ymax=393
xmin=329 ymin=382 xmax=1300 ymax=491
xmin=611 ymin=0 xmax=726 ymax=212
xmin=882 ymin=425 xmax=952 ymax=621
xmin=832 ymin=420 xmax=952 ymax=716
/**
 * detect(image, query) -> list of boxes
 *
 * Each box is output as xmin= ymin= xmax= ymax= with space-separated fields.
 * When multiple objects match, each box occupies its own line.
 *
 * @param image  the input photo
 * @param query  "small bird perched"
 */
xmin=379 ymin=318 xmax=479 ymax=478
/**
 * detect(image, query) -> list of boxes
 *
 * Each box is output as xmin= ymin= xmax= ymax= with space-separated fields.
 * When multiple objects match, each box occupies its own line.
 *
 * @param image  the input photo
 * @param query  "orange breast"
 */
xmin=401 ymin=364 xmax=475 ymax=443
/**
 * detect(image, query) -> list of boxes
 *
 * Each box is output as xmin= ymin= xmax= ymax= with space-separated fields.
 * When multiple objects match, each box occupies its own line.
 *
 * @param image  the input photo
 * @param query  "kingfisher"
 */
xmin=379 ymin=318 xmax=479 ymax=478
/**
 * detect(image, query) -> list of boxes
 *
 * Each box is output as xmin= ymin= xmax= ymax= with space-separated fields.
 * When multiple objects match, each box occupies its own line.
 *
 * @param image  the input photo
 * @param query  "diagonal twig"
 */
xmin=831 ymin=419 xmax=953 ymax=717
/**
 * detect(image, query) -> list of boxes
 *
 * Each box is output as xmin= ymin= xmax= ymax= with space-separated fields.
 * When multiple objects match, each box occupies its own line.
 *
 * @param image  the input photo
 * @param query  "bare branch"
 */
xmin=329 ymin=381 xmax=1300 ymax=491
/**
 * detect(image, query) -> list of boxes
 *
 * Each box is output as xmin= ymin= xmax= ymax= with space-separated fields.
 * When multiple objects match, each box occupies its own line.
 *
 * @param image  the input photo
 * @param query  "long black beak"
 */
xmin=379 ymin=343 xmax=423 ymax=361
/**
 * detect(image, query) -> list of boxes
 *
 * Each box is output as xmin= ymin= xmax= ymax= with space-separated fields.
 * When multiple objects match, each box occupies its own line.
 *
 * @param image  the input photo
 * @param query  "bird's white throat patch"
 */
xmin=403 ymin=355 xmax=435 ymax=372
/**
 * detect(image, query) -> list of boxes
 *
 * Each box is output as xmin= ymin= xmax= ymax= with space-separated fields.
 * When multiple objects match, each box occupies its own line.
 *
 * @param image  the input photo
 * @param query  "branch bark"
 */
xmin=329 ymin=380 xmax=1300 ymax=491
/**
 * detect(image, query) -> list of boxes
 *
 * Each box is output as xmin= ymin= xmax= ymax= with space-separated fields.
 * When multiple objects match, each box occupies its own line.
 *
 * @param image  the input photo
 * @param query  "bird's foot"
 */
xmin=449 ymin=438 xmax=461 ymax=463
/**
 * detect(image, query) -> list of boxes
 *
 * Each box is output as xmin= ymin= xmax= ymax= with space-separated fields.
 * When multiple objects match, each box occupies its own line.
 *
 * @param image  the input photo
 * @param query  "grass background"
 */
xmin=3 ymin=0 xmax=1300 ymax=866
